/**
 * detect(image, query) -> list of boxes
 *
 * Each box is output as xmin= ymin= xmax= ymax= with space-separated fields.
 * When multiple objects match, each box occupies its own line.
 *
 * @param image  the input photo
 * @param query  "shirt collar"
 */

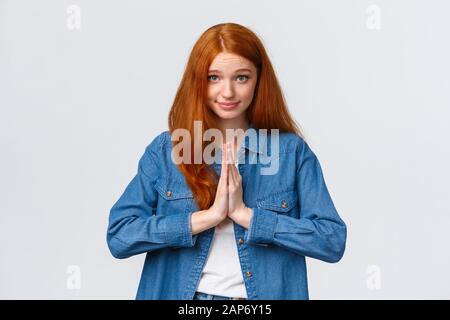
xmin=241 ymin=122 xmax=267 ymax=155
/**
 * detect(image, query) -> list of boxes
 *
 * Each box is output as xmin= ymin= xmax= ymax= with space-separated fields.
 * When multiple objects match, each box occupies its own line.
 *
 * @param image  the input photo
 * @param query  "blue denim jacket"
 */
xmin=107 ymin=126 xmax=347 ymax=300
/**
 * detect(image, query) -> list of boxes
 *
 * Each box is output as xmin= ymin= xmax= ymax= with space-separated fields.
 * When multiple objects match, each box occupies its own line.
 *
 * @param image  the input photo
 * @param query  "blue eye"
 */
xmin=207 ymin=74 xmax=250 ymax=82
xmin=237 ymin=75 xmax=250 ymax=82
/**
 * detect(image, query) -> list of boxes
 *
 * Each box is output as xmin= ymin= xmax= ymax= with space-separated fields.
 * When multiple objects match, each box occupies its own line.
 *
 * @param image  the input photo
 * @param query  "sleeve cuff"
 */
xmin=163 ymin=212 xmax=198 ymax=248
xmin=244 ymin=207 xmax=278 ymax=245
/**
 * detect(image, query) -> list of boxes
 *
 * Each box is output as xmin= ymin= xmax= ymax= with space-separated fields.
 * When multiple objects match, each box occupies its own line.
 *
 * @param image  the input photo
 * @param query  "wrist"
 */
xmin=230 ymin=206 xmax=253 ymax=229
xmin=243 ymin=207 xmax=254 ymax=229
xmin=206 ymin=208 xmax=225 ymax=226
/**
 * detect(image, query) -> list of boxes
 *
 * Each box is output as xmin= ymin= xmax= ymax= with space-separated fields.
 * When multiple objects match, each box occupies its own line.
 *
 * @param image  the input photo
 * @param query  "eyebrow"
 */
xmin=208 ymin=68 xmax=252 ymax=74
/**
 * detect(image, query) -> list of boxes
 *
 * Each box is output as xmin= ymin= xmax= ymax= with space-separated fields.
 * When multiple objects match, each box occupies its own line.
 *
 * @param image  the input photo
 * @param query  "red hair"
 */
xmin=168 ymin=22 xmax=304 ymax=210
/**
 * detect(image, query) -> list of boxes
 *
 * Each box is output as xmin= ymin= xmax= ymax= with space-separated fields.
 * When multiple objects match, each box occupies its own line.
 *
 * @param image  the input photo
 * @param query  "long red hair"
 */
xmin=168 ymin=22 xmax=304 ymax=210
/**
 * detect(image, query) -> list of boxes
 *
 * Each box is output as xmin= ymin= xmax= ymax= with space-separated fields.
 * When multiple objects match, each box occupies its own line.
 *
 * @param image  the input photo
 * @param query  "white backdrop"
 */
xmin=1 ymin=0 xmax=449 ymax=299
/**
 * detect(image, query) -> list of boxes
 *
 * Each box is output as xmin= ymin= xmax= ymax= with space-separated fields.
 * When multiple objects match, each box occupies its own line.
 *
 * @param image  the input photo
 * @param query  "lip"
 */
xmin=217 ymin=101 xmax=240 ymax=110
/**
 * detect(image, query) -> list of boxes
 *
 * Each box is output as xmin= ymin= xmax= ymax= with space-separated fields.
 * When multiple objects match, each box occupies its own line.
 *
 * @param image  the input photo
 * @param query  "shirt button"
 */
xmin=239 ymin=238 xmax=244 ymax=245
xmin=281 ymin=200 xmax=287 ymax=208
xmin=246 ymin=271 xmax=252 ymax=277
xmin=166 ymin=191 xmax=173 ymax=197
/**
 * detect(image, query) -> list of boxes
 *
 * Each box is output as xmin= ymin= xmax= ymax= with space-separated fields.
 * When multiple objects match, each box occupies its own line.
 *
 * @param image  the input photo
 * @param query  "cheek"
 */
xmin=239 ymin=85 xmax=256 ymax=102
xmin=207 ymin=87 xmax=218 ymax=101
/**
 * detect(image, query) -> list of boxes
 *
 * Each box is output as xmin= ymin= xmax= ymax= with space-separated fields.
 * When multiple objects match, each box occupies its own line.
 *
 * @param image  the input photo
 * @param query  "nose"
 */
xmin=221 ymin=79 xmax=235 ymax=99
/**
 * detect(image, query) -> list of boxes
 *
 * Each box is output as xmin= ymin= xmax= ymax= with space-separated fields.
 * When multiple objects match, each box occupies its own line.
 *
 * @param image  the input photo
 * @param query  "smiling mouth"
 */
xmin=217 ymin=101 xmax=239 ymax=105
xmin=217 ymin=101 xmax=240 ymax=110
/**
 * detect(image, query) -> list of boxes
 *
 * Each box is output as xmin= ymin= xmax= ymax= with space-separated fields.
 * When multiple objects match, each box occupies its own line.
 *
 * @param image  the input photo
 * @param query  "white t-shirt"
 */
xmin=195 ymin=215 xmax=248 ymax=298
xmin=196 ymin=140 xmax=248 ymax=298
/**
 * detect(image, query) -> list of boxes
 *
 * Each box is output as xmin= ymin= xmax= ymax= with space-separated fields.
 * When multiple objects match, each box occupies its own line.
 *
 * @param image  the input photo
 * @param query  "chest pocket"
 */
xmin=256 ymin=189 xmax=298 ymax=216
xmin=154 ymin=178 xmax=194 ymax=216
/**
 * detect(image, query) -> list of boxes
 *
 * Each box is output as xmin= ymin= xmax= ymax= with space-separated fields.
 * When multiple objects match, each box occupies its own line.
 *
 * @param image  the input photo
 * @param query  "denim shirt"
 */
xmin=107 ymin=125 xmax=347 ymax=300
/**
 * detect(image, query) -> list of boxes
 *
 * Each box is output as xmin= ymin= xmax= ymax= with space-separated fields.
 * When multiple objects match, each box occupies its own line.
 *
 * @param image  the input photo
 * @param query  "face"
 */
xmin=206 ymin=52 xmax=258 ymax=123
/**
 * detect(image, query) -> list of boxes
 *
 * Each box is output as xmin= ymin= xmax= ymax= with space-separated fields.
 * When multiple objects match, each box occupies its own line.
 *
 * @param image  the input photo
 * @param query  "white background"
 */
xmin=1 ymin=0 xmax=449 ymax=299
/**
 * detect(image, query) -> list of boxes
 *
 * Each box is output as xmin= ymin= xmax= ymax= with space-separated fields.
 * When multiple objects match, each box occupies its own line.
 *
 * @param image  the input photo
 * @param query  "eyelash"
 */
xmin=207 ymin=75 xmax=250 ymax=82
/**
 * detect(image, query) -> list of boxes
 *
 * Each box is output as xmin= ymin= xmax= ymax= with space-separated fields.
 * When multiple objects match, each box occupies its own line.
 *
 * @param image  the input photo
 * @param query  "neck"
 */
xmin=215 ymin=116 xmax=250 ymax=155
xmin=216 ymin=116 xmax=250 ymax=137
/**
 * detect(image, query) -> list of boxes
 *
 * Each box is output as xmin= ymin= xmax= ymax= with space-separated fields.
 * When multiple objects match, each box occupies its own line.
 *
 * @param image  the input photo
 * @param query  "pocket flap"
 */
xmin=155 ymin=178 xmax=193 ymax=200
xmin=256 ymin=189 xmax=298 ymax=213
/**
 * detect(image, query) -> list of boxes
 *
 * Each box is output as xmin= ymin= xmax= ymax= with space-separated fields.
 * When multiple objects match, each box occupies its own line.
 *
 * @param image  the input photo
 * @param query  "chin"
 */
xmin=209 ymin=105 xmax=246 ymax=120
xmin=214 ymin=110 xmax=244 ymax=120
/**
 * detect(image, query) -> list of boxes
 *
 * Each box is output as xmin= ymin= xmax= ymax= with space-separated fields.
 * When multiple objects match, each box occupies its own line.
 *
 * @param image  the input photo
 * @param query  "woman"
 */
xmin=107 ymin=22 xmax=347 ymax=300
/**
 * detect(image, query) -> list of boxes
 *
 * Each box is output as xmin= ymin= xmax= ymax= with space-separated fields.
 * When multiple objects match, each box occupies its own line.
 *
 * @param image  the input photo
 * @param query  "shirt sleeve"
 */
xmin=106 ymin=133 xmax=198 ymax=259
xmin=244 ymin=138 xmax=347 ymax=263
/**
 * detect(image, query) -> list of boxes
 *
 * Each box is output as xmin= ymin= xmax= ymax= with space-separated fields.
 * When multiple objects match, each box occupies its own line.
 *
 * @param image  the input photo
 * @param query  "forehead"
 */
xmin=209 ymin=52 xmax=255 ymax=71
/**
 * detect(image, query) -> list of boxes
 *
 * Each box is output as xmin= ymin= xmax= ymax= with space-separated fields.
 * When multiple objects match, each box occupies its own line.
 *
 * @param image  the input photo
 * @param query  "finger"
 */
xmin=228 ymin=145 xmax=238 ymax=186
xmin=217 ymin=143 xmax=225 ymax=191
xmin=229 ymin=140 xmax=236 ymax=164
xmin=231 ymin=143 xmax=240 ymax=176
xmin=231 ymin=144 xmax=241 ymax=178
xmin=230 ymin=151 xmax=243 ymax=190
xmin=229 ymin=163 xmax=237 ymax=188
xmin=220 ymin=143 xmax=226 ymax=178
xmin=222 ymin=143 xmax=228 ymax=188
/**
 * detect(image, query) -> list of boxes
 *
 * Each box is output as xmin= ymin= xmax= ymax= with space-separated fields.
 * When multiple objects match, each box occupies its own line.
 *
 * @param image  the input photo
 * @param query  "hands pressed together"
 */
xmin=209 ymin=143 xmax=253 ymax=229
